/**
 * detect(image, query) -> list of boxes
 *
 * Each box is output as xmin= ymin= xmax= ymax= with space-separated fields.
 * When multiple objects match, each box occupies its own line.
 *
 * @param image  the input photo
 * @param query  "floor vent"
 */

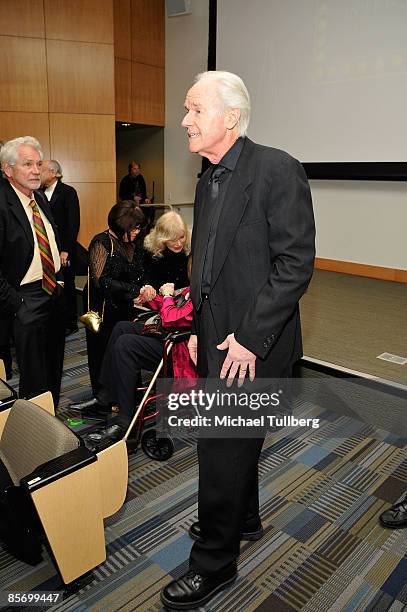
xmin=377 ymin=352 xmax=407 ymax=365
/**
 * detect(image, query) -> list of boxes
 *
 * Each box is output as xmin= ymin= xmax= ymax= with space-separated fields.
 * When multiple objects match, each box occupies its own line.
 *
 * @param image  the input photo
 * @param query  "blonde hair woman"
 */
xmin=144 ymin=211 xmax=190 ymax=257
xmin=139 ymin=211 xmax=190 ymax=302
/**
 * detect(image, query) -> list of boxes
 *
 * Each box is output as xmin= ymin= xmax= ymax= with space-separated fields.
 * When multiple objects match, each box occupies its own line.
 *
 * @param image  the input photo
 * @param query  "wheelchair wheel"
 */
xmin=141 ymin=429 xmax=174 ymax=461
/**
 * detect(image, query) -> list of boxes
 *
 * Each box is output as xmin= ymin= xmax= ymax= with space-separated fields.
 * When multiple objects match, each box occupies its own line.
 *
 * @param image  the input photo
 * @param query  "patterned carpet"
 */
xmin=1 ymin=328 xmax=407 ymax=611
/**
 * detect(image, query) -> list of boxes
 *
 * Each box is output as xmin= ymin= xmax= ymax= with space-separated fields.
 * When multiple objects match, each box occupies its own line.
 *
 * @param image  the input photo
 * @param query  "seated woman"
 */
xmin=140 ymin=211 xmax=190 ymax=302
xmin=73 ymin=201 xmax=147 ymax=411
xmin=96 ymin=277 xmax=196 ymax=438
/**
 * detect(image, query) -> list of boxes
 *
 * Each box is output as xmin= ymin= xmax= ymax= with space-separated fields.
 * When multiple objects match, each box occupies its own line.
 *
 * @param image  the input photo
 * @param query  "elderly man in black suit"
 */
xmin=161 ymin=71 xmax=315 ymax=609
xmin=0 ymin=137 xmax=65 ymax=406
xmin=41 ymin=159 xmax=80 ymax=336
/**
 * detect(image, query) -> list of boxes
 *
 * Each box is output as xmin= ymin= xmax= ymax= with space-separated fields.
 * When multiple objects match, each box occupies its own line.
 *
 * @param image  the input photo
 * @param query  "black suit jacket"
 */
xmin=119 ymin=173 xmax=147 ymax=202
xmin=191 ymin=138 xmax=315 ymax=377
xmin=47 ymin=180 xmax=80 ymax=255
xmin=0 ymin=182 xmax=61 ymax=342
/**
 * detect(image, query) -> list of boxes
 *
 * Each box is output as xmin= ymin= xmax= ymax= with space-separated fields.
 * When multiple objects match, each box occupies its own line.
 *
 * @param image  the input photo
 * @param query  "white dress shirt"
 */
xmin=44 ymin=179 xmax=58 ymax=202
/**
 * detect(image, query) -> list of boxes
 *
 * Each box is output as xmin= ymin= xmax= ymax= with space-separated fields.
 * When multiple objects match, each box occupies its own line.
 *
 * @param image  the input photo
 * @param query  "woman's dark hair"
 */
xmin=108 ymin=201 xmax=146 ymax=241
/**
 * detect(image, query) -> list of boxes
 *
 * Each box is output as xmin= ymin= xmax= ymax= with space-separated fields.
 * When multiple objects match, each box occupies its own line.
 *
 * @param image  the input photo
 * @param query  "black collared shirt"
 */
xmin=201 ymin=137 xmax=245 ymax=293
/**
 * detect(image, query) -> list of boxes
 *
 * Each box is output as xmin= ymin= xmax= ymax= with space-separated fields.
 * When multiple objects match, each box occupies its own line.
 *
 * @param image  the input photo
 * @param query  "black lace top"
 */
xmin=85 ymin=231 xmax=145 ymax=325
xmin=143 ymin=248 xmax=189 ymax=290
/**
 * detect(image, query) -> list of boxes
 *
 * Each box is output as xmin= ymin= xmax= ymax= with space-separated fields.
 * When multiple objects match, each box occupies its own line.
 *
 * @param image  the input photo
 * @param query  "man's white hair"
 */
xmin=194 ymin=71 xmax=251 ymax=137
xmin=0 ymin=136 xmax=43 ymax=166
xmin=47 ymin=159 xmax=63 ymax=178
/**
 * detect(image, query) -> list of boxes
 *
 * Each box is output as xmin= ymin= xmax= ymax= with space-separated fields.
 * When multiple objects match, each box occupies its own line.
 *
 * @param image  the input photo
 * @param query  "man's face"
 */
xmin=181 ymin=80 xmax=232 ymax=162
xmin=41 ymin=160 xmax=57 ymax=188
xmin=4 ymin=145 xmax=42 ymax=197
xmin=130 ymin=163 xmax=140 ymax=177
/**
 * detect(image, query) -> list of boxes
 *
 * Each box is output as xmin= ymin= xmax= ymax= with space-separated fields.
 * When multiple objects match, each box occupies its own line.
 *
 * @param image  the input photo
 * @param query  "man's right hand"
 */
xmin=188 ymin=334 xmax=198 ymax=366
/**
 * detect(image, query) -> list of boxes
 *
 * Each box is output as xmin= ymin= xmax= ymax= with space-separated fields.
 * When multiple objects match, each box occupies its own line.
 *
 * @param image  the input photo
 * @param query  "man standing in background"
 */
xmin=0 ymin=137 xmax=65 ymax=406
xmin=119 ymin=160 xmax=148 ymax=203
xmin=41 ymin=159 xmax=80 ymax=336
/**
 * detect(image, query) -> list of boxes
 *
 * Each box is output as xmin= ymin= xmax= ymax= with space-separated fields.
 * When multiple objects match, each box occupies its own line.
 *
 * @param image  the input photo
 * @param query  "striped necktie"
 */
xmin=30 ymin=199 xmax=57 ymax=295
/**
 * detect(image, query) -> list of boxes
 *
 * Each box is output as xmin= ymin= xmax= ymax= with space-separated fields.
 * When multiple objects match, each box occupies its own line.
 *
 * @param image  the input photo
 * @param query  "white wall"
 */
xmin=215 ymin=0 xmax=407 ymax=270
xmin=165 ymin=1 xmax=407 ymax=270
xmin=164 ymin=0 xmax=209 ymax=229
xmin=217 ymin=0 xmax=407 ymax=163
xmin=312 ymin=180 xmax=407 ymax=269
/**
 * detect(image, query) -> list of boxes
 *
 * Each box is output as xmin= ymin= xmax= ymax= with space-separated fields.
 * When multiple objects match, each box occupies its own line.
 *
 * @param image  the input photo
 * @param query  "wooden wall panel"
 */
xmin=0 ymin=37 xmax=48 ymax=112
xmin=115 ymin=58 xmax=132 ymax=122
xmin=0 ymin=1 xmax=44 ymax=38
xmin=70 ymin=182 xmax=117 ymax=247
xmin=114 ymin=0 xmax=131 ymax=60
xmin=113 ymin=0 xmax=165 ymax=125
xmin=49 ymin=114 xmax=115 ymax=183
xmin=44 ymin=0 xmax=113 ymax=44
xmin=0 ymin=2 xmax=117 ymax=251
xmin=314 ymin=258 xmax=407 ymax=283
xmin=0 ymin=112 xmax=50 ymax=158
xmin=131 ymin=0 xmax=164 ymax=67
xmin=131 ymin=63 xmax=164 ymax=125
xmin=47 ymin=40 xmax=114 ymax=115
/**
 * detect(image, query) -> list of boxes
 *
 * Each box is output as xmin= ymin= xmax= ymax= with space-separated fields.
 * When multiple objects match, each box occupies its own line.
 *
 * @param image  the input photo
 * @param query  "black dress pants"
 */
xmin=86 ymin=323 xmax=115 ymax=397
xmin=190 ymin=436 xmax=264 ymax=574
xmin=84 ymin=290 xmax=135 ymax=397
xmin=13 ymin=281 xmax=65 ymax=407
xmin=190 ymin=298 xmax=264 ymax=575
xmin=99 ymin=320 xmax=164 ymax=429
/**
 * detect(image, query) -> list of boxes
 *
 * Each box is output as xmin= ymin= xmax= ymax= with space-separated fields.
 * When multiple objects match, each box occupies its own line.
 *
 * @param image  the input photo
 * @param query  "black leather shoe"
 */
xmin=161 ymin=566 xmax=237 ymax=610
xmin=379 ymin=497 xmax=407 ymax=528
xmin=189 ymin=520 xmax=264 ymax=543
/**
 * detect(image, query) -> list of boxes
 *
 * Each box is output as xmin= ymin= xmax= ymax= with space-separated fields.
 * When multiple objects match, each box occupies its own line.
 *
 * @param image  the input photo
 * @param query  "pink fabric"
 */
xmin=146 ymin=288 xmax=197 ymax=380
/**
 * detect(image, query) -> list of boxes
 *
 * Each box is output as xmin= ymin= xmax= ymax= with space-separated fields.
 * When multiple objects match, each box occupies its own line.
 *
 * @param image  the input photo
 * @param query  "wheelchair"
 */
xmin=131 ymin=310 xmax=191 ymax=460
xmin=79 ymin=310 xmax=191 ymax=462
